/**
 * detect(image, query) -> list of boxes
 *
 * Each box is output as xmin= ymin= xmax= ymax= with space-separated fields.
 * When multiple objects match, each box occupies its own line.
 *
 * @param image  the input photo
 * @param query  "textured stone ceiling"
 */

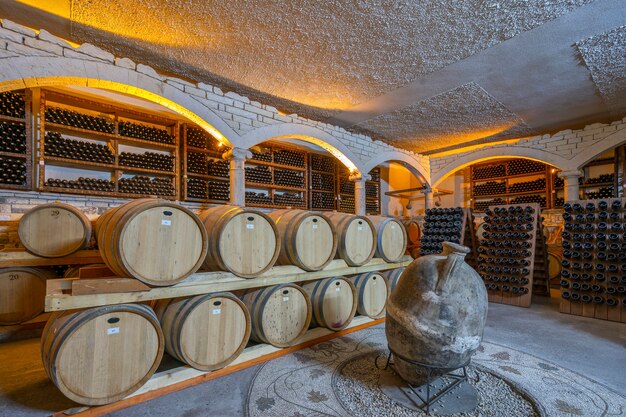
xmin=2 ymin=0 xmax=625 ymax=153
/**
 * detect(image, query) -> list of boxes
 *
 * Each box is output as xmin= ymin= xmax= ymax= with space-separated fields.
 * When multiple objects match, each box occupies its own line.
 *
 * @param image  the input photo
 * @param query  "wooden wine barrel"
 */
xmin=382 ymin=267 xmax=405 ymax=293
xmin=368 ymin=216 xmax=407 ymax=262
xmin=0 ymin=267 xmax=50 ymax=325
xmin=349 ymin=272 xmax=390 ymax=318
xmin=241 ymin=284 xmax=312 ymax=347
xmin=402 ymin=218 xmax=421 ymax=247
xmin=476 ymin=222 xmax=487 ymax=242
xmin=199 ymin=206 xmax=280 ymax=278
xmin=547 ymin=250 xmax=563 ymax=285
xmin=41 ymin=303 xmax=164 ymax=405
xmin=18 ymin=203 xmax=91 ymax=257
xmin=267 ymin=209 xmax=337 ymax=271
xmin=96 ymin=199 xmax=208 ymax=286
xmin=302 ymin=277 xmax=357 ymax=331
xmin=155 ymin=293 xmax=250 ymax=371
xmin=324 ymin=212 xmax=376 ymax=266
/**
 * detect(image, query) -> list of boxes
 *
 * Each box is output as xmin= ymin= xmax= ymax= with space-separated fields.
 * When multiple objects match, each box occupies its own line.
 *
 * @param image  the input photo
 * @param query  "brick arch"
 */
xmin=0 ymin=56 xmax=239 ymax=146
xmin=431 ymin=146 xmax=571 ymax=188
xmin=571 ymin=127 xmax=626 ymax=169
xmin=360 ymin=151 xmax=430 ymax=186
xmin=239 ymin=123 xmax=363 ymax=173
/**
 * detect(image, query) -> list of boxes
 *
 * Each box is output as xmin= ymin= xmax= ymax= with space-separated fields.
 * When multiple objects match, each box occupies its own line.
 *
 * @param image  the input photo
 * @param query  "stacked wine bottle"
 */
xmin=0 ymin=91 xmax=26 ymax=119
xmin=508 ymin=159 xmax=545 ymax=175
xmin=560 ymin=199 xmax=626 ymax=321
xmin=472 ymin=163 xmax=506 ymax=180
xmin=366 ymin=200 xmax=380 ymax=214
xmin=118 ymin=176 xmax=175 ymax=196
xmin=310 ymin=172 xmax=334 ymax=192
xmin=477 ymin=205 xmax=537 ymax=303
xmin=419 ymin=208 xmax=464 ymax=255
xmin=309 ymin=154 xmax=335 ymax=173
xmin=245 ymin=165 xmax=272 ymax=184
xmin=581 ymin=173 xmax=614 ymax=185
xmin=0 ymin=155 xmax=27 ymax=185
xmin=274 ymin=192 xmax=305 ymax=207
xmin=45 ymin=107 xmax=115 ymax=134
xmin=245 ymin=191 xmax=272 ymax=205
xmin=208 ymin=180 xmax=230 ymax=201
xmin=274 ymin=169 xmax=305 ymax=188
xmin=338 ymin=195 xmax=355 ymax=213
xmin=187 ymin=177 xmax=209 ymax=200
xmin=274 ymin=149 xmax=305 ymax=168
xmin=186 ymin=127 xmax=226 ymax=152
xmin=45 ymin=177 xmax=115 ymax=192
xmin=187 ymin=153 xmax=208 ymax=174
xmin=366 ymin=182 xmax=379 ymax=199
xmin=554 ymin=176 xmax=564 ymax=188
xmin=473 ymin=181 xmax=506 ymax=196
xmin=311 ymin=191 xmax=335 ymax=210
xmin=119 ymin=121 xmax=174 ymax=145
xmin=250 ymin=150 xmax=272 ymax=162
xmin=119 ymin=151 xmax=174 ymax=172
xmin=339 ymin=178 xmax=355 ymax=194
xmin=508 ymin=178 xmax=546 ymax=193
xmin=207 ymin=160 xmax=230 ymax=178
xmin=510 ymin=195 xmax=546 ymax=206
xmin=44 ymin=132 xmax=114 ymax=164
xmin=0 ymin=121 xmax=27 ymax=154
xmin=474 ymin=198 xmax=506 ymax=211
xmin=586 ymin=186 xmax=614 ymax=200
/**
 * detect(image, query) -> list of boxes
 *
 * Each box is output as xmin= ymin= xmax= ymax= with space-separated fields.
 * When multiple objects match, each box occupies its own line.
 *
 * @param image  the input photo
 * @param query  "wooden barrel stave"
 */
xmin=18 ymin=202 xmax=91 ymax=258
xmin=41 ymin=303 xmax=164 ymax=405
xmin=325 ymin=212 xmax=376 ymax=266
xmin=0 ymin=267 xmax=51 ymax=325
xmin=368 ymin=216 xmax=408 ymax=262
xmin=155 ymin=292 xmax=251 ymax=371
xmin=402 ymin=219 xmax=421 ymax=246
xmin=199 ymin=206 xmax=280 ymax=278
xmin=349 ymin=272 xmax=390 ymax=318
xmin=302 ymin=277 xmax=357 ymax=331
xmin=96 ymin=199 xmax=208 ymax=286
xmin=381 ymin=267 xmax=406 ymax=293
xmin=241 ymin=284 xmax=312 ymax=347
xmin=268 ymin=209 xmax=337 ymax=271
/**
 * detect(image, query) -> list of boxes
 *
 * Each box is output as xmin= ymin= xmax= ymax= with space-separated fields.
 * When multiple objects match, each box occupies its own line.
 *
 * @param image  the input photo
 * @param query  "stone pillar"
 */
xmin=223 ymin=147 xmax=251 ymax=207
xmin=454 ymin=173 xmax=465 ymax=207
xmin=422 ymin=188 xmax=434 ymax=210
xmin=350 ymin=172 xmax=369 ymax=216
xmin=558 ymin=170 xmax=583 ymax=202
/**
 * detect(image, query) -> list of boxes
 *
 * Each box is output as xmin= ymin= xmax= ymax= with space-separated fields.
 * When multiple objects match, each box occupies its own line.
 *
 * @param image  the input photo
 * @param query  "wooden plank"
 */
xmin=0 ymin=250 xmax=102 ymax=268
xmin=72 ymin=278 xmax=151 ymax=295
xmin=45 ymin=256 xmax=413 ymax=312
xmin=52 ymin=316 xmax=383 ymax=417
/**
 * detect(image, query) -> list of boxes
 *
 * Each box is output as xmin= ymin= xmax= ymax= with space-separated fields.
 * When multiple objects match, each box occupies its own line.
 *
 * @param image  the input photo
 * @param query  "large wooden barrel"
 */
xmin=199 ymin=206 xmax=280 ymax=278
xmin=41 ymin=303 xmax=164 ymax=405
xmin=368 ymin=216 xmax=407 ymax=262
xmin=402 ymin=218 xmax=421 ymax=247
xmin=349 ymin=272 xmax=390 ymax=318
xmin=155 ymin=293 xmax=250 ymax=371
xmin=96 ymin=199 xmax=208 ymax=286
xmin=18 ymin=203 xmax=91 ymax=257
xmin=0 ymin=267 xmax=51 ymax=325
xmin=302 ymin=277 xmax=357 ymax=331
xmin=267 ymin=209 xmax=337 ymax=271
xmin=382 ymin=267 xmax=405 ymax=293
xmin=324 ymin=212 xmax=376 ymax=266
xmin=241 ymin=284 xmax=312 ymax=347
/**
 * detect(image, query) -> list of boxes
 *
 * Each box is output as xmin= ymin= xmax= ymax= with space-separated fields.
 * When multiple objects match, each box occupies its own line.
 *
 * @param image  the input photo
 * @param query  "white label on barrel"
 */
xmin=282 ymin=297 xmax=289 ymax=302
xmin=162 ymin=219 xmax=172 ymax=226
xmin=246 ymin=224 xmax=254 ymax=229
xmin=335 ymin=287 xmax=340 ymax=292
xmin=107 ymin=327 xmax=120 ymax=335
xmin=358 ymin=226 xmax=363 ymax=231
xmin=212 ymin=309 xmax=221 ymax=315
xmin=312 ymin=224 xmax=318 ymax=229
xmin=391 ymin=224 xmax=395 ymax=228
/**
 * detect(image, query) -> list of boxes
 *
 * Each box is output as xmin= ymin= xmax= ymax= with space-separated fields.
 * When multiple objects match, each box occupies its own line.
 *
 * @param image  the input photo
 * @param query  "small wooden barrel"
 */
xmin=302 ymin=277 xmax=357 ymax=331
xmin=18 ymin=203 xmax=91 ymax=257
xmin=155 ymin=292 xmax=250 ymax=371
xmin=402 ymin=219 xmax=421 ymax=247
xmin=199 ymin=206 xmax=280 ymax=278
xmin=0 ymin=267 xmax=50 ymax=325
xmin=368 ymin=216 xmax=407 ymax=262
xmin=267 ymin=209 xmax=337 ymax=271
xmin=96 ymin=199 xmax=208 ymax=286
xmin=41 ymin=303 xmax=164 ymax=405
xmin=349 ymin=272 xmax=389 ymax=318
xmin=241 ymin=284 xmax=312 ymax=347
xmin=324 ymin=212 xmax=376 ymax=266
xmin=382 ymin=267 xmax=405 ymax=293
xmin=547 ymin=250 xmax=563 ymax=286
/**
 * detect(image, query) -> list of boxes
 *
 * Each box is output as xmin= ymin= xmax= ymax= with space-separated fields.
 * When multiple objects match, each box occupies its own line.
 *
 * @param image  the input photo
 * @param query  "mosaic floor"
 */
xmin=246 ymin=327 xmax=626 ymax=417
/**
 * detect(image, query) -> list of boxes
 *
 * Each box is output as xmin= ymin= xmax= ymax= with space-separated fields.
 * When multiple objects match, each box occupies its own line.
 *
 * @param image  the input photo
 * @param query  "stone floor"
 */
xmin=0 ymin=296 xmax=624 ymax=417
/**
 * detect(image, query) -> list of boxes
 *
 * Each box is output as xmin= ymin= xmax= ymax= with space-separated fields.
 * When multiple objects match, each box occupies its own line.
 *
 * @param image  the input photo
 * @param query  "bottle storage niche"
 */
xmin=337 ymin=166 xmax=381 ymax=215
xmin=560 ymin=198 xmax=626 ymax=323
xmin=39 ymin=90 xmax=179 ymax=199
xmin=309 ymin=153 xmax=336 ymax=211
xmin=0 ymin=90 xmax=32 ymax=190
xmin=245 ymin=144 xmax=307 ymax=209
xmin=470 ymin=159 xmax=553 ymax=211
xmin=181 ymin=124 xmax=230 ymax=203
xmin=477 ymin=203 xmax=543 ymax=308
xmin=419 ymin=207 xmax=478 ymax=266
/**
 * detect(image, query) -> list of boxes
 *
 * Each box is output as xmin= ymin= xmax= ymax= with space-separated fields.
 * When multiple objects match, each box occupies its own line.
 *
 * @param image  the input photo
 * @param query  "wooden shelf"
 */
xmin=0 ymin=249 xmax=102 ymax=268
xmin=185 ymin=197 xmax=230 ymax=204
xmin=118 ymin=165 xmax=176 ymax=176
xmin=44 ymin=156 xmax=115 ymax=171
xmin=0 ymin=114 xmax=26 ymax=123
xmin=579 ymin=182 xmax=614 ymax=189
xmin=41 ymin=186 xmax=176 ymax=201
xmin=117 ymin=135 xmax=176 ymax=150
xmin=45 ymin=256 xmax=412 ymax=311
xmin=186 ymin=172 xmax=229 ymax=181
xmin=45 ymin=122 xmax=117 ymax=141
xmin=0 ymin=151 xmax=28 ymax=159
xmin=246 ymin=159 xmax=307 ymax=172
xmin=246 ymin=181 xmax=306 ymax=192
xmin=186 ymin=145 xmax=224 ymax=156
xmin=310 ymin=189 xmax=335 ymax=194
xmin=310 ymin=169 xmax=334 ymax=175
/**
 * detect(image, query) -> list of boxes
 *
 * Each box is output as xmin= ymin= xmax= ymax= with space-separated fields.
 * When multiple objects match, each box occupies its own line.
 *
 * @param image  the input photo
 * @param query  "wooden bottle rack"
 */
xmin=0 ymin=90 xmax=33 ymax=192
xmin=419 ymin=207 xmax=478 ymax=258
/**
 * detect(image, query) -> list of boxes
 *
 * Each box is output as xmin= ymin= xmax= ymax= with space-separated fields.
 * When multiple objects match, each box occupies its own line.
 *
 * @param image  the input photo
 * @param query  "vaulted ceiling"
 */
xmin=2 ymin=0 xmax=625 ymax=154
